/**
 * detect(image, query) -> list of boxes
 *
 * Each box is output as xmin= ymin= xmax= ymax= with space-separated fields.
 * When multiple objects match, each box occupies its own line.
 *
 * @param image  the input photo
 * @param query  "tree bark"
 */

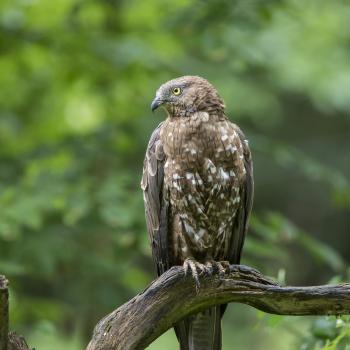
xmin=86 ymin=264 xmax=350 ymax=350
xmin=7 ymin=333 xmax=31 ymax=350
xmin=0 ymin=276 xmax=9 ymax=350
xmin=0 ymin=276 xmax=30 ymax=350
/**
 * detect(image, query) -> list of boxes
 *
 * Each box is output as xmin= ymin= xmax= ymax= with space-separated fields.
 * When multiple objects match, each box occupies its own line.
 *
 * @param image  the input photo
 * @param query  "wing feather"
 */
xmin=141 ymin=122 xmax=171 ymax=276
xmin=227 ymin=127 xmax=254 ymax=264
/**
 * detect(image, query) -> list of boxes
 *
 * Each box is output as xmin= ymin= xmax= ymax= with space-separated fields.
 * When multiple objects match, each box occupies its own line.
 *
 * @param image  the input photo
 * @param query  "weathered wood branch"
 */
xmin=86 ymin=264 xmax=350 ymax=350
xmin=0 ymin=276 xmax=9 ymax=350
xmin=0 ymin=276 xmax=31 ymax=350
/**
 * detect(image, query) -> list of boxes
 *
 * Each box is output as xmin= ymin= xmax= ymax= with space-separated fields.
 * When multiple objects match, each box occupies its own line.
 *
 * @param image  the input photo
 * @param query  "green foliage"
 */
xmin=0 ymin=0 xmax=349 ymax=348
xmin=247 ymin=212 xmax=345 ymax=273
xmin=300 ymin=316 xmax=350 ymax=350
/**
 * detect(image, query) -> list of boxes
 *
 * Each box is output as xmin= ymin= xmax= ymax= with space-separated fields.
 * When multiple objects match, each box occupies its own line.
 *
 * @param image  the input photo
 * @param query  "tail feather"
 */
xmin=174 ymin=320 xmax=190 ymax=350
xmin=175 ymin=306 xmax=222 ymax=350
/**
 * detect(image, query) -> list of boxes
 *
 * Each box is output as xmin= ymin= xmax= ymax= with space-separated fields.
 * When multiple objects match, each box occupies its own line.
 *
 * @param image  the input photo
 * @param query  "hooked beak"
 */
xmin=151 ymin=97 xmax=163 ymax=112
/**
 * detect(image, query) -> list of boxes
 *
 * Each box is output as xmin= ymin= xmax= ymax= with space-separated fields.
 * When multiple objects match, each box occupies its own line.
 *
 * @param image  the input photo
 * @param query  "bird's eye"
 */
xmin=172 ymin=87 xmax=182 ymax=96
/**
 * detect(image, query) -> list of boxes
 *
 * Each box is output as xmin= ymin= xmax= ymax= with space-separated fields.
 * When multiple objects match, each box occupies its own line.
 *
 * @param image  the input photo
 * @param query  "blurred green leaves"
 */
xmin=300 ymin=316 xmax=350 ymax=350
xmin=248 ymin=212 xmax=345 ymax=272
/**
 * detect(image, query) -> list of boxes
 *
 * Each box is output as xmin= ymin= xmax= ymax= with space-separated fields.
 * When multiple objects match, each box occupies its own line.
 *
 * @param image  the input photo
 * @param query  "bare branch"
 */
xmin=86 ymin=265 xmax=350 ymax=350
xmin=0 ymin=276 xmax=31 ymax=350
xmin=0 ymin=276 xmax=9 ymax=350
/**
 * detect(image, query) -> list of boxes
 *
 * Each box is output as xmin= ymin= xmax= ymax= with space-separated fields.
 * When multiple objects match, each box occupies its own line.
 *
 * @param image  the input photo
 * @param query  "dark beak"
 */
xmin=151 ymin=97 xmax=163 ymax=112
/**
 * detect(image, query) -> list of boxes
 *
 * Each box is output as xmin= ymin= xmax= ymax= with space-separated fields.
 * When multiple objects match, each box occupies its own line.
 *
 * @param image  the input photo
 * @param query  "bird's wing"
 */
xmin=141 ymin=124 xmax=189 ymax=348
xmin=227 ymin=126 xmax=254 ymax=264
xmin=141 ymin=122 xmax=171 ymax=276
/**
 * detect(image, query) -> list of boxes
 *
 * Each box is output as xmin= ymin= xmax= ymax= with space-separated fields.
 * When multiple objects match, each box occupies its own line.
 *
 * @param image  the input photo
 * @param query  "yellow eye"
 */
xmin=172 ymin=87 xmax=182 ymax=96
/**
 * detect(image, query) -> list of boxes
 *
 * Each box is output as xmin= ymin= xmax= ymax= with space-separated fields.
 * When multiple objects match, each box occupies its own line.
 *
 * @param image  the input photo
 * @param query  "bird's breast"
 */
xmin=160 ymin=113 xmax=245 ymax=176
xmin=159 ymin=114 xmax=247 ymax=261
xmin=160 ymin=112 xmax=216 ymax=164
xmin=159 ymin=112 xmax=246 ymax=206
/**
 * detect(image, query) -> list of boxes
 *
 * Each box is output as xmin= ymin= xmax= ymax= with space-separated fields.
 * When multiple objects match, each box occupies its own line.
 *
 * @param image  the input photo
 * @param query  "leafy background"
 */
xmin=0 ymin=0 xmax=349 ymax=349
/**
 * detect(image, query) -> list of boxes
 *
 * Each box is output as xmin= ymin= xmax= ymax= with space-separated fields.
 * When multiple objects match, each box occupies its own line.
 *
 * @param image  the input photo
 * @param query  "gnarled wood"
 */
xmin=0 ymin=276 xmax=9 ymax=350
xmin=86 ymin=265 xmax=350 ymax=350
xmin=7 ymin=333 xmax=30 ymax=350
xmin=0 ymin=276 xmax=31 ymax=350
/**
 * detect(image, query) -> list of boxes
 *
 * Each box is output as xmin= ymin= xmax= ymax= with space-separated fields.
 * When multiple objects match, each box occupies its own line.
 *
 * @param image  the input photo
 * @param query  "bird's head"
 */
xmin=151 ymin=76 xmax=225 ymax=118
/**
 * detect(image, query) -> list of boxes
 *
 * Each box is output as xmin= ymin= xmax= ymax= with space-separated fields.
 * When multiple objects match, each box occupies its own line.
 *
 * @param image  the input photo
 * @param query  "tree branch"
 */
xmin=86 ymin=265 xmax=350 ymax=350
xmin=0 ymin=276 xmax=31 ymax=350
xmin=0 ymin=276 xmax=9 ymax=350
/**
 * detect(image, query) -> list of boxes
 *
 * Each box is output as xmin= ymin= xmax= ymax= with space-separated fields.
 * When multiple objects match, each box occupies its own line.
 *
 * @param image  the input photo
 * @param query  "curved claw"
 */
xmin=183 ymin=258 xmax=209 ymax=292
xmin=205 ymin=261 xmax=214 ymax=275
xmin=183 ymin=259 xmax=231 ymax=290
xmin=215 ymin=261 xmax=231 ymax=278
xmin=204 ymin=260 xmax=231 ymax=278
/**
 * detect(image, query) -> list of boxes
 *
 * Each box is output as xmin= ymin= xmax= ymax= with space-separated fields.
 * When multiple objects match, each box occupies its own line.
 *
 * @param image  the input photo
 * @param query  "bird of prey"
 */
xmin=141 ymin=76 xmax=253 ymax=350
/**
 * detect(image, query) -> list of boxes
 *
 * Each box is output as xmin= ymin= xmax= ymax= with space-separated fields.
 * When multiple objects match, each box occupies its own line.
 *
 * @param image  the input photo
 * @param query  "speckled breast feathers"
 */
xmin=160 ymin=111 xmax=248 ymax=263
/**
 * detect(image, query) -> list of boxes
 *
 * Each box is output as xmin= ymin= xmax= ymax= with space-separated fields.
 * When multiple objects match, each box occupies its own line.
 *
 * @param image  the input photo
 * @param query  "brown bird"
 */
xmin=141 ymin=76 xmax=253 ymax=350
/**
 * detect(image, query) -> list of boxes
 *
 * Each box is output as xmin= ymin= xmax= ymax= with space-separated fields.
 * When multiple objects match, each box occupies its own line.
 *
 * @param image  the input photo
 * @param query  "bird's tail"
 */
xmin=175 ymin=306 xmax=222 ymax=350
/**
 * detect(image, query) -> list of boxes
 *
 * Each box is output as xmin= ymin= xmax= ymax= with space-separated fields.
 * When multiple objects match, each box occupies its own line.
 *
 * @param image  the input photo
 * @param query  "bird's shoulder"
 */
xmin=222 ymin=118 xmax=251 ymax=151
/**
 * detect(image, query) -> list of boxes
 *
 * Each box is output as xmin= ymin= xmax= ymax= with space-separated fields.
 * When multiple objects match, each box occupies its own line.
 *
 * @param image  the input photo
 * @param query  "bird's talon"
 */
xmin=221 ymin=261 xmax=231 ymax=274
xmin=205 ymin=261 xmax=214 ymax=275
xmin=183 ymin=258 xmax=208 ymax=290
xmin=194 ymin=275 xmax=201 ymax=292
xmin=184 ymin=262 xmax=189 ymax=276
